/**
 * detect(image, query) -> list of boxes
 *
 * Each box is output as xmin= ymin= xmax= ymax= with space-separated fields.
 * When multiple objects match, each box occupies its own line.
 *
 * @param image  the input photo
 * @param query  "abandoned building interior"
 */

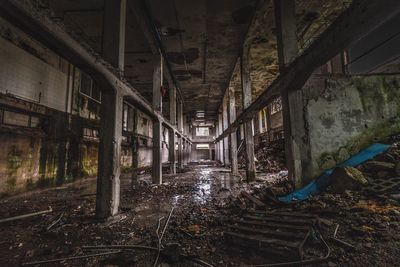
xmin=1 ymin=0 xmax=400 ymax=266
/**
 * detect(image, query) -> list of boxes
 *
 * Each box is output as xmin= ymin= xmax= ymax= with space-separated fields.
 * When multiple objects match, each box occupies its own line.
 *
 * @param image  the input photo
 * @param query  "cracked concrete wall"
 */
xmin=301 ymin=73 xmax=400 ymax=183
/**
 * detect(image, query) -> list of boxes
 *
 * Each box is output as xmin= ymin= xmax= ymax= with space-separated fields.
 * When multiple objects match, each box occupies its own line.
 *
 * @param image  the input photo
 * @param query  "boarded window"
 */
xmin=1 ymin=109 xmax=40 ymax=128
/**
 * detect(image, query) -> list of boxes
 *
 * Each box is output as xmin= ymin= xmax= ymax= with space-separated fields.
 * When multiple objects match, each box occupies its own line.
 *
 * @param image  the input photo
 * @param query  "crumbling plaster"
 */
xmin=302 ymin=74 xmax=400 ymax=183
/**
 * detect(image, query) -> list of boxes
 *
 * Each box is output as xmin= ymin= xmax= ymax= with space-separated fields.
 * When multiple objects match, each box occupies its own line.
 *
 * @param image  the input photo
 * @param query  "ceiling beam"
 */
xmin=127 ymin=0 xmax=184 ymax=104
xmin=0 ymin=0 xmax=191 ymax=144
xmin=215 ymin=0 xmax=400 ymax=142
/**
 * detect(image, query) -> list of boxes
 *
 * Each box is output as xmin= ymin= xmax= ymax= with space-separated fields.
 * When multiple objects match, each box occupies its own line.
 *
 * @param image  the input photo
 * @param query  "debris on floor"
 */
xmin=1 ymin=134 xmax=400 ymax=266
xmin=239 ymin=138 xmax=287 ymax=174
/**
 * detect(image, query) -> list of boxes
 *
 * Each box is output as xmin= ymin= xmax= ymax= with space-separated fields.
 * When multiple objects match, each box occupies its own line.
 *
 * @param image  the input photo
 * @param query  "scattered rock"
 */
xmin=330 ymin=167 xmax=368 ymax=193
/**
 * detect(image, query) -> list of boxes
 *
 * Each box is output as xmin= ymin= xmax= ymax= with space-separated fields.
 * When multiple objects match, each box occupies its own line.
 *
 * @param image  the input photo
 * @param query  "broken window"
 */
xmin=80 ymin=72 xmax=101 ymax=103
xmin=270 ymin=98 xmax=282 ymax=115
xmin=83 ymin=128 xmax=99 ymax=139
xmin=122 ymin=103 xmax=135 ymax=132
xmin=196 ymin=127 xmax=209 ymax=136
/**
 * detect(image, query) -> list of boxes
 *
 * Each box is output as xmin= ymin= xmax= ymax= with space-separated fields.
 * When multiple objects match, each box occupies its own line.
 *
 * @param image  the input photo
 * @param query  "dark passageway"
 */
xmin=1 ymin=0 xmax=400 ymax=266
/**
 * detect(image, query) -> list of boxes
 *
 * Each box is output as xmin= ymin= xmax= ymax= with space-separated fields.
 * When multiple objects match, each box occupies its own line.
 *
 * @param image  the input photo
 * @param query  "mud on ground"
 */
xmin=0 ymin=160 xmax=399 ymax=266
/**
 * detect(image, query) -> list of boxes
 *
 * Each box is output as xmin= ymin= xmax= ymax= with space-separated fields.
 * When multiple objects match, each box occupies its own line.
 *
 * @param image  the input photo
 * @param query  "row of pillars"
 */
xmin=214 ymin=44 xmax=256 ymax=182
xmin=95 ymin=0 xmax=192 ymax=219
xmin=215 ymin=0 xmax=299 ymax=184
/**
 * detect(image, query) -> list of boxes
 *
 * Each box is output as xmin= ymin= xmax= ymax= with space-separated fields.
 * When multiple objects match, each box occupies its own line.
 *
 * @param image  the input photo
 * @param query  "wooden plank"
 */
xmin=232 ymin=219 xmax=310 ymax=231
xmin=242 ymin=192 xmax=265 ymax=207
xmin=243 ymin=215 xmax=316 ymax=226
xmin=224 ymin=231 xmax=300 ymax=249
xmin=229 ymin=225 xmax=306 ymax=240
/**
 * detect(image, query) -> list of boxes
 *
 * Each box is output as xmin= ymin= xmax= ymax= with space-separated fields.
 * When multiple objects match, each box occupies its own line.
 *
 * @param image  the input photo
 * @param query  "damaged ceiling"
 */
xmin=43 ymin=0 xmax=351 ymax=122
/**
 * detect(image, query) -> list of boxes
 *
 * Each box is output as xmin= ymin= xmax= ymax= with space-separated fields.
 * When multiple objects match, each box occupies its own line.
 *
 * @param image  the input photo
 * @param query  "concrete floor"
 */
xmin=0 ymin=162 xmax=260 ymax=266
xmin=1 ymin=162 xmax=399 ymax=266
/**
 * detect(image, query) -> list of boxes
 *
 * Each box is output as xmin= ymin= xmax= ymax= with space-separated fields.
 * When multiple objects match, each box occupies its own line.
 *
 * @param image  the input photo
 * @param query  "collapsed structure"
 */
xmin=0 ymin=0 xmax=400 ymax=266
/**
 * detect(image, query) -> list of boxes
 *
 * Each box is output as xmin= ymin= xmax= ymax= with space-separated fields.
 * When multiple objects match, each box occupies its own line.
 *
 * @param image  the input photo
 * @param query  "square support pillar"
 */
xmin=274 ymin=0 xmax=307 ymax=188
xmin=96 ymin=89 xmax=123 ymax=219
xmin=102 ymin=0 xmax=126 ymax=70
xmin=215 ymin=123 xmax=219 ymax=161
xmin=169 ymin=130 xmax=176 ymax=174
xmin=170 ymin=86 xmax=177 ymax=126
xmin=96 ymin=0 xmax=126 ymax=219
xmin=183 ymin=140 xmax=187 ymax=166
xmin=152 ymin=56 xmax=162 ymax=112
xmin=152 ymin=118 xmax=162 ymax=184
xmin=240 ymin=47 xmax=256 ymax=182
xmin=131 ymin=109 xmax=139 ymax=188
xmin=178 ymin=136 xmax=183 ymax=169
xmin=229 ymin=86 xmax=238 ymax=174
xmin=222 ymin=94 xmax=230 ymax=166
xmin=218 ymin=114 xmax=224 ymax=163
xmin=177 ymin=101 xmax=183 ymax=133
xmin=189 ymin=143 xmax=192 ymax=162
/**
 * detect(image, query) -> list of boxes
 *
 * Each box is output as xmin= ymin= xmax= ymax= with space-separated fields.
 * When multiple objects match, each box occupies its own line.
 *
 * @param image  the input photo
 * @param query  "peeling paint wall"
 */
xmin=302 ymin=74 xmax=400 ymax=182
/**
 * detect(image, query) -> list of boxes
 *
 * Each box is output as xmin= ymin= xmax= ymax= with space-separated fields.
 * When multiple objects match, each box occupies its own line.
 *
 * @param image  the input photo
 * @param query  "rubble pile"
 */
xmin=239 ymin=138 xmax=287 ymax=174
xmin=224 ymin=134 xmax=400 ymax=266
xmin=0 ymin=135 xmax=400 ymax=266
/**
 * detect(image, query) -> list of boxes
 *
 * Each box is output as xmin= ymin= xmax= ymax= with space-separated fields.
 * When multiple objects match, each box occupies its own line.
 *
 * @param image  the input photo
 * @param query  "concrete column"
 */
xmin=183 ymin=140 xmax=187 ymax=165
xmin=189 ymin=143 xmax=192 ymax=162
xmin=241 ymin=47 xmax=256 ymax=182
xmin=229 ymin=86 xmax=238 ymax=174
xmin=96 ymin=89 xmax=123 ymax=219
xmin=215 ymin=123 xmax=220 ymax=161
xmin=274 ymin=0 xmax=304 ymax=187
xmin=102 ymin=0 xmax=126 ymax=70
xmin=178 ymin=136 xmax=183 ymax=169
xmin=168 ymin=130 xmax=176 ymax=174
xmin=170 ymin=86 xmax=177 ymax=125
xmin=152 ymin=55 xmax=163 ymax=183
xmin=152 ymin=118 xmax=162 ymax=184
xmin=222 ymin=94 xmax=230 ymax=166
xmin=274 ymin=0 xmax=298 ymax=69
xmin=218 ymin=114 xmax=224 ymax=163
xmin=96 ymin=0 xmax=126 ymax=219
xmin=131 ymin=109 xmax=139 ymax=187
xmin=152 ymin=56 xmax=162 ymax=112
xmin=177 ymin=101 xmax=183 ymax=133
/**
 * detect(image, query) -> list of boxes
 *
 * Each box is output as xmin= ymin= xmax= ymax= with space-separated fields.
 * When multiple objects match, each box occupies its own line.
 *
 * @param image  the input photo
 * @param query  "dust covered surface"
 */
xmin=0 ymin=155 xmax=399 ymax=266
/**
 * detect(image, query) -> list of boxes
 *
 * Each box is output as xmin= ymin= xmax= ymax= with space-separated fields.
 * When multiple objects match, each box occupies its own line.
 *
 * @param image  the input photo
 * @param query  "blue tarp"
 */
xmin=278 ymin=143 xmax=391 ymax=203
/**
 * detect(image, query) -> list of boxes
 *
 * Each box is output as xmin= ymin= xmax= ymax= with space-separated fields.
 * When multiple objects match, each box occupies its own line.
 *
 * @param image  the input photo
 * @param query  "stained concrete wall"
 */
xmin=0 ymin=133 xmax=41 ymax=193
xmin=0 ymin=16 xmax=171 ymax=196
xmin=192 ymin=146 xmax=210 ymax=161
xmin=301 ymin=74 xmax=400 ymax=183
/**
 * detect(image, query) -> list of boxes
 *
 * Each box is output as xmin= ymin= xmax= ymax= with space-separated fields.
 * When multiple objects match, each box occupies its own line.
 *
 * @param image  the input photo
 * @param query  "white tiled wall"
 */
xmin=0 ymin=37 xmax=68 ymax=112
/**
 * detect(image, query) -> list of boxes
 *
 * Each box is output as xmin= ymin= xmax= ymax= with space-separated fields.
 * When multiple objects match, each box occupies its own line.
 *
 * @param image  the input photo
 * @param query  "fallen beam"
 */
xmin=0 ymin=207 xmax=52 ymax=224
xmin=22 ymin=251 xmax=120 ymax=266
xmin=215 ymin=0 xmax=400 ymax=143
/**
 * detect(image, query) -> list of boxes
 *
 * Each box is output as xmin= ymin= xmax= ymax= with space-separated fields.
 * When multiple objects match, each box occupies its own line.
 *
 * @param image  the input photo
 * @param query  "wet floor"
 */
xmin=123 ymin=163 xmax=241 ymax=226
xmin=0 ymin=161 xmax=284 ymax=266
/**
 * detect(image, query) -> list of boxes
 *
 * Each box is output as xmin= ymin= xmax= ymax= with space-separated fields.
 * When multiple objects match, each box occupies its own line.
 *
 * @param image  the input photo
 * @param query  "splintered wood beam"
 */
xmin=215 ymin=0 xmax=400 ymax=143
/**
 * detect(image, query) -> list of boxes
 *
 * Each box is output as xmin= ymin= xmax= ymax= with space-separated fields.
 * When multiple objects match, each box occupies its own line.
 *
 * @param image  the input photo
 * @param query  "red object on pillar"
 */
xmin=160 ymin=86 xmax=167 ymax=97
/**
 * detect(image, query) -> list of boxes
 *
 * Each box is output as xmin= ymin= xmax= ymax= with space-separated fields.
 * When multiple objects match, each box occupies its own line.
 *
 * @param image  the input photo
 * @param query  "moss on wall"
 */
xmin=313 ymin=75 xmax=400 ymax=177
xmin=80 ymin=143 xmax=98 ymax=177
